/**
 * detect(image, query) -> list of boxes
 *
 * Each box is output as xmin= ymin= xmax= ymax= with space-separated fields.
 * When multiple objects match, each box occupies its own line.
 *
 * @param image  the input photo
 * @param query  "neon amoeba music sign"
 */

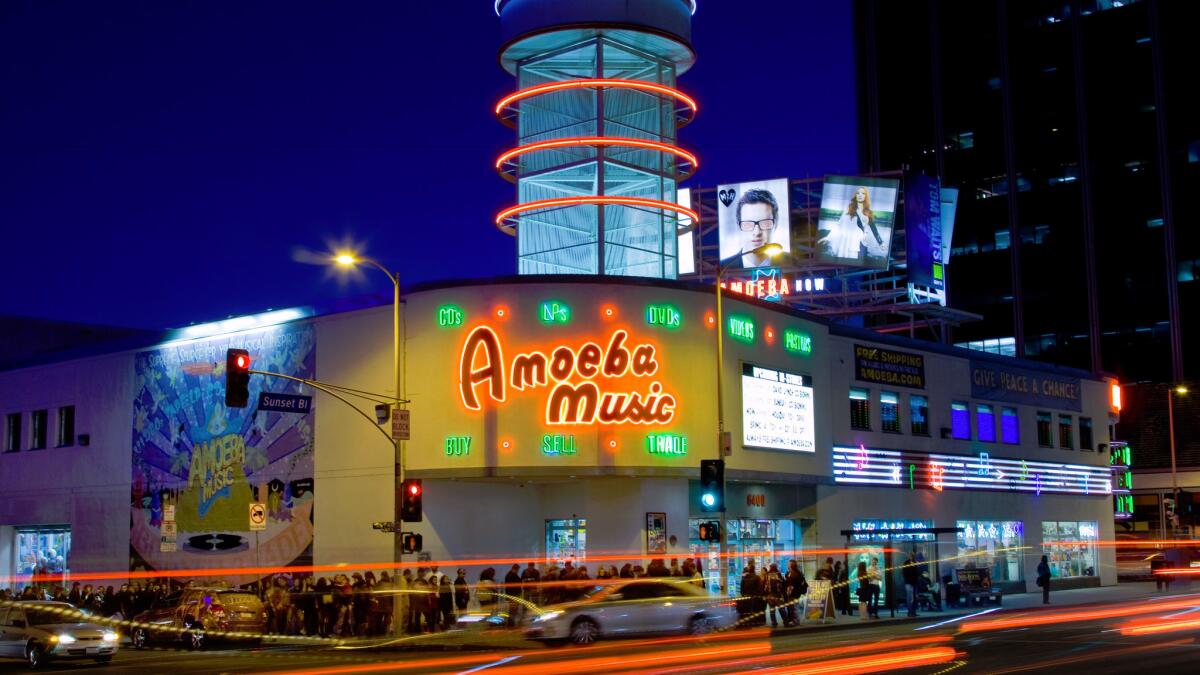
xmin=458 ymin=326 xmax=677 ymax=425
xmin=832 ymin=446 xmax=1112 ymax=496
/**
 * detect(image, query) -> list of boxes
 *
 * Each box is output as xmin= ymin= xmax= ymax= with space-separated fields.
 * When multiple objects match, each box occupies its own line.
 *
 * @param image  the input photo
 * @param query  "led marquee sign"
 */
xmin=458 ymin=326 xmax=676 ymax=426
xmin=833 ymin=445 xmax=1112 ymax=496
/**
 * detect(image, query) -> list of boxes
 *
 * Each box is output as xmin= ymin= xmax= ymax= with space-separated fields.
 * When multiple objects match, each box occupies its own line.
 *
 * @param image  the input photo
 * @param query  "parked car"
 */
xmin=0 ymin=600 xmax=119 ymax=668
xmin=523 ymin=578 xmax=736 ymax=644
xmin=130 ymin=587 xmax=266 ymax=650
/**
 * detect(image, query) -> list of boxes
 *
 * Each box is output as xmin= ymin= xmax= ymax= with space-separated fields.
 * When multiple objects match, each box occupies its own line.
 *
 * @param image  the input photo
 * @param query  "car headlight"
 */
xmin=532 ymin=611 xmax=563 ymax=623
xmin=55 ymin=634 xmax=77 ymax=644
xmin=103 ymin=632 xmax=120 ymax=642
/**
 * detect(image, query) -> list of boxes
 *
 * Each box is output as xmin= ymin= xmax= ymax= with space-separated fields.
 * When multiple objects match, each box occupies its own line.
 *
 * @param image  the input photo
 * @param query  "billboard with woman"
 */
xmin=815 ymin=176 xmax=900 ymax=269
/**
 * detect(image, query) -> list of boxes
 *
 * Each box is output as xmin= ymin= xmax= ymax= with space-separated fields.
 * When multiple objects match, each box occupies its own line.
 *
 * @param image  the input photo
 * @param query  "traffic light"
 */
xmin=697 ymin=520 xmax=721 ymax=542
xmin=225 ymin=349 xmax=251 ymax=408
xmin=699 ymin=459 xmax=724 ymax=513
xmin=402 ymin=532 xmax=423 ymax=554
xmin=401 ymin=479 xmax=423 ymax=522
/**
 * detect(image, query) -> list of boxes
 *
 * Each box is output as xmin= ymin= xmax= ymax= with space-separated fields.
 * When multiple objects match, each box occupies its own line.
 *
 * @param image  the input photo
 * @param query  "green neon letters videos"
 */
xmin=727 ymin=315 xmax=755 ymax=343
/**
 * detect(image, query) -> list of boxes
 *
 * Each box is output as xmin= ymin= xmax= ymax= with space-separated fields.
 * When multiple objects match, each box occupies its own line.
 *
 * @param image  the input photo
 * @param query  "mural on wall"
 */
xmin=131 ymin=324 xmax=315 ymax=582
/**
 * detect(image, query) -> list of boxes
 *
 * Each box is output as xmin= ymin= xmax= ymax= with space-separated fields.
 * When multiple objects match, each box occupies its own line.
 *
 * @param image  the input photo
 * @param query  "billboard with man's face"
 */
xmin=815 ymin=175 xmax=900 ymax=269
xmin=717 ymin=178 xmax=791 ymax=270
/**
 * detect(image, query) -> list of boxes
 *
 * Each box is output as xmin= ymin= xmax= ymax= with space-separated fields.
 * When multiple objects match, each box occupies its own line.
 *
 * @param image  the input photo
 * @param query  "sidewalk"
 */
xmin=765 ymin=580 xmax=1176 ymax=636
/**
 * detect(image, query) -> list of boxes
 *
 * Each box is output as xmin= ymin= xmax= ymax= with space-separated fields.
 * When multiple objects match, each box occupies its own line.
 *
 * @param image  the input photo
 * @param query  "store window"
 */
xmin=849 ymin=519 xmax=933 ymax=600
xmin=976 ymin=404 xmax=996 ymax=443
xmin=30 ymin=409 xmax=48 ymax=450
xmin=1001 ymin=407 xmax=1019 ymax=444
xmin=910 ymin=395 xmax=929 ymax=436
xmin=4 ymin=412 xmax=19 ymax=452
xmin=956 ymin=520 xmax=1024 ymax=583
xmin=951 ymin=401 xmax=970 ymax=439
xmin=546 ymin=518 xmax=586 ymax=565
xmin=1041 ymin=521 xmax=1099 ymax=578
xmin=881 ymin=392 xmax=901 ymax=433
xmin=1037 ymin=412 xmax=1053 ymax=447
xmin=1080 ymin=417 xmax=1093 ymax=451
xmin=16 ymin=526 xmax=71 ymax=589
xmin=1058 ymin=415 xmax=1074 ymax=449
xmin=689 ymin=518 xmax=797 ymax=596
xmin=56 ymin=406 xmax=75 ymax=448
xmin=850 ymin=388 xmax=870 ymax=430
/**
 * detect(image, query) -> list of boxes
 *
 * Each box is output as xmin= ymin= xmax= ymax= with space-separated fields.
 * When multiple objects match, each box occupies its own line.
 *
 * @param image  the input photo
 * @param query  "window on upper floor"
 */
xmin=4 ymin=413 xmax=20 ymax=453
xmin=56 ymin=406 xmax=75 ymax=447
xmin=850 ymin=388 xmax=871 ymax=431
xmin=1001 ymin=407 xmax=1020 ymax=445
xmin=30 ymin=410 xmax=48 ymax=450
xmin=1080 ymin=417 xmax=1093 ymax=451
xmin=976 ymin=404 xmax=996 ymax=443
xmin=1037 ymin=412 xmax=1054 ymax=448
xmin=951 ymin=401 xmax=970 ymax=440
xmin=881 ymin=392 xmax=901 ymax=434
xmin=910 ymin=395 xmax=929 ymax=436
xmin=1058 ymin=415 xmax=1074 ymax=450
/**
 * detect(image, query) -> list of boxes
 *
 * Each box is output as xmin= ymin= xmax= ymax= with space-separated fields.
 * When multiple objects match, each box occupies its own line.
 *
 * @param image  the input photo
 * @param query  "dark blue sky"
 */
xmin=1 ymin=0 xmax=856 ymax=329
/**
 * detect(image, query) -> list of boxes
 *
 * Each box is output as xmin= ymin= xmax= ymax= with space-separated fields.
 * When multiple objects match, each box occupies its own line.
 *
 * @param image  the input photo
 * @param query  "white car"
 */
xmin=0 ymin=601 xmax=120 ymax=669
xmin=523 ymin=578 xmax=736 ymax=644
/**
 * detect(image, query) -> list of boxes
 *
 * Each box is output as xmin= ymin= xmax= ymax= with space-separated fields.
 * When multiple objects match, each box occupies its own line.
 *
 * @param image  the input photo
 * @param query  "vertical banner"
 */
xmin=131 ymin=324 xmax=315 ymax=584
xmin=905 ymin=172 xmax=943 ymax=290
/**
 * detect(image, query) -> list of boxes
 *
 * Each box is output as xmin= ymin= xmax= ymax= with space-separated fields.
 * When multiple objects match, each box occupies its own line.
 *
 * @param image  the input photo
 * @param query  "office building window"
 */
xmin=1058 ymin=415 xmax=1074 ymax=449
xmin=850 ymin=388 xmax=870 ymax=430
xmin=976 ymin=404 xmax=996 ymax=443
xmin=881 ymin=392 xmax=900 ymax=433
xmin=56 ymin=406 xmax=75 ymax=447
xmin=4 ymin=413 xmax=20 ymax=452
xmin=1037 ymin=412 xmax=1053 ymax=447
xmin=1079 ymin=417 xmax=1093 ymax=451
xmin=1001 ymin=407 xmax=1019 ymax=444
xmin=951 ymin=401 xmax=970 ymax=440
xmin=910 ymin=395 xmax=929 ymax=436
xmin=30 ymin=410 xmax=48 ymax=450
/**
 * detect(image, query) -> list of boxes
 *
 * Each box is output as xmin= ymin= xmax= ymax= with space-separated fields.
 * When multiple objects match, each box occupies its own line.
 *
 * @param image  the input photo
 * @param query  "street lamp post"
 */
xmin=334 ymin=253 xmax=405 ymax=617
xmin=713 ymin=242 xmax=783 ymax=594
xmin=1167 ymin=384 xmax=1187 ymax=534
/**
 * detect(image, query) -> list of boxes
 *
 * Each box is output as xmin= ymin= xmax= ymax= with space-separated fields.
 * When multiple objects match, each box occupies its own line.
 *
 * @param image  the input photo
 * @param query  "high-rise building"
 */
xmin=854 ymin=0 xmax=1197 ymax=384
xmin=494 ymin=0 xmax=698 ymax=279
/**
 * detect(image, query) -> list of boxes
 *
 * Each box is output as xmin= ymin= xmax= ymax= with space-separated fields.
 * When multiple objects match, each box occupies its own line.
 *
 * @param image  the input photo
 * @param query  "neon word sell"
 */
xmin=542 ymin=434 xmax=577 ymax=455
xmin=459 ymin=326 xmax=677 ymax=426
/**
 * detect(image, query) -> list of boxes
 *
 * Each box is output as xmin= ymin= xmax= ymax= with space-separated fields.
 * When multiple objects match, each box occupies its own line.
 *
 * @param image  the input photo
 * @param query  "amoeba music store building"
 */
xmin=0 ymin=277 xmax=1121 ymax=599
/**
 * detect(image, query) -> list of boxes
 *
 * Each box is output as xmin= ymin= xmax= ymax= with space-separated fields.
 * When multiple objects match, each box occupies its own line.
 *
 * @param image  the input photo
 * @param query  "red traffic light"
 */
xmin=235 ymin=354 xmax=250 ymax=370
xmin=408 ymin=483 xmax=421 ymax=496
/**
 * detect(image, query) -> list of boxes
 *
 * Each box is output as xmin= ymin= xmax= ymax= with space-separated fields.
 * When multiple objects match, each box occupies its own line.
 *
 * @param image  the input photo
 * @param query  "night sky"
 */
xmin=1 ymin=0 xmax=855 ymax=330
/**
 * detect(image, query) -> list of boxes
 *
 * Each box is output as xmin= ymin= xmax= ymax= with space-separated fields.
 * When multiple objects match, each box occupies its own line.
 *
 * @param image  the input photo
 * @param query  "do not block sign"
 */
xmin=249 ymin=502 xmax=267 ymax=531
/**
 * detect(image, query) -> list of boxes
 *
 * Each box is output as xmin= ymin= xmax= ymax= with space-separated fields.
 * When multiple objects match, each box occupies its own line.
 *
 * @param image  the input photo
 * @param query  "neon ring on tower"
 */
xmin=495 ymin=137 xmax=699 ymax=183
xmin=495 ymin=78 xmax=698 ymax=128
xmin=494 ymin=196 xmax=699 ymax=235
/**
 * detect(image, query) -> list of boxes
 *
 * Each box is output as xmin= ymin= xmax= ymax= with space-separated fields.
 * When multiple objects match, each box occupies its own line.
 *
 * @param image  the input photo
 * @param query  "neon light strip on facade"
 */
xmin=495 ymin=137 xmax=698 ymax=172
xmin=495 ymin=196 xmax=700 ymax=229
xmin=495 ymin=79 xmax=699 ymax=120
xmin=832 ymin=445 xmax=1112 ymax=496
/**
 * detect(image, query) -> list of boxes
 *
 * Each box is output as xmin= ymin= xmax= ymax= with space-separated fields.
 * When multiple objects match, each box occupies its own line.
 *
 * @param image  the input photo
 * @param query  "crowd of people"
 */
xmin=0 ymin=580 xmax=179 ymax=619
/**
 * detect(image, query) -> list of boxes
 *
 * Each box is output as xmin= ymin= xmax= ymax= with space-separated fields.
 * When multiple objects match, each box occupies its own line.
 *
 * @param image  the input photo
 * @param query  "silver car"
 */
xmin=0 ymin=601 xmax=119 ymax=668
xmin=523 ymin=578 xmax=736 ymax=644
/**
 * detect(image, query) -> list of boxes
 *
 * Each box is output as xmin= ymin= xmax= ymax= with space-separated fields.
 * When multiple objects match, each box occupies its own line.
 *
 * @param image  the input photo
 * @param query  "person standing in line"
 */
xmin=520 ymin=562 xmax=541 ymax=610
xmin=830 ymin=561 xmax=846 ymax=615
xmin=454 ymin=569 xmax=470 ymax=615
xmin=867 ymin=557 xmax=882 ymax=619
xmin=835 ymin=561 xmax=851 ymax=615
xmin=902 ymin=554 xmax=920 ymax=617
xmin=855 ymin=562 xmax=873 ymax=620
xmin=763 ymin=563 xmax=785 ymax=628
xmin=504 ymin=564 xmax=522 ymax=626
xmin=1037 ymin=555 xmax=1052 ymax=605
xmin=438 ymin=576 xmax=455 ymax=629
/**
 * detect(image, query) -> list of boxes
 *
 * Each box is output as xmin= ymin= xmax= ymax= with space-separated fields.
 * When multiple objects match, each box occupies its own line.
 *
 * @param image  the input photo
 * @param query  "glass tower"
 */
xmin=495 ymin=0 xmax=698 ymax=279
